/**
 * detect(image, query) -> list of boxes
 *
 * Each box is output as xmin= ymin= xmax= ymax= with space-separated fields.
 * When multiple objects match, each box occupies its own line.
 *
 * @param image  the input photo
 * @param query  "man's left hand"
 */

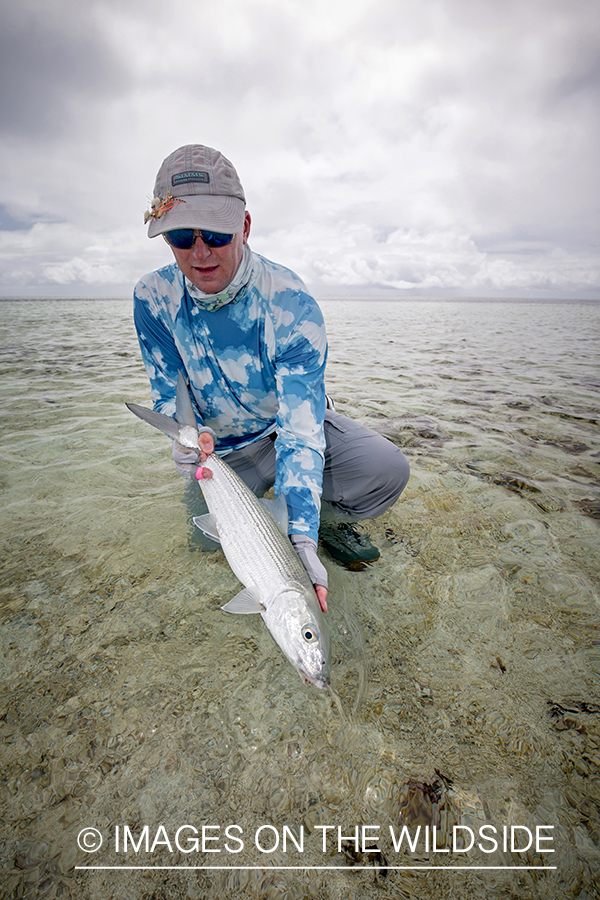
xmin=314 ymin=584 xmax=328 ymax=613
xmin=289 ymin=534 xmax=328 ymax=613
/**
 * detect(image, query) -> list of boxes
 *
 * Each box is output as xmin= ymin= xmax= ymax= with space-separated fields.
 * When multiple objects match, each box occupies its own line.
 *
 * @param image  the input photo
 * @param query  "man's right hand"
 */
xmin=172 ymin=431 xmax=215 ymax=477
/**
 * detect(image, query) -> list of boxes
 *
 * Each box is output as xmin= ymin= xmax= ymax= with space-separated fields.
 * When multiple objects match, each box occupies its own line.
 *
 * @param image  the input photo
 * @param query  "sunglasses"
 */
xmin=163 ymin=229 xmax=235 ymax=250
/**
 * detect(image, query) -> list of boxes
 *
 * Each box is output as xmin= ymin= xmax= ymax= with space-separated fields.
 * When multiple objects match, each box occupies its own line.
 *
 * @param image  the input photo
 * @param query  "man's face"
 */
xmin=168 ymin=211 xmax=251 ymax=294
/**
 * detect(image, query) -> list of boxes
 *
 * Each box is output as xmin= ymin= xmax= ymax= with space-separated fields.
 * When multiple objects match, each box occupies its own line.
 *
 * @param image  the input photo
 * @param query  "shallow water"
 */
xmin=1 ymin=298 xmax=599 ymax=900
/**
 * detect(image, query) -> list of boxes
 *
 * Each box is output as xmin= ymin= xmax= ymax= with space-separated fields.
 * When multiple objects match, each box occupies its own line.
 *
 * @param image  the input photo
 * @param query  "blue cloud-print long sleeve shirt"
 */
xmin=133 ymin=251 xmax=328 ymax=542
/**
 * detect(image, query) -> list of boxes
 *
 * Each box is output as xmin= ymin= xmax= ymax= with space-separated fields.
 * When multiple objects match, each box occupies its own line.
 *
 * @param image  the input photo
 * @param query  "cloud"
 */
xmin=0 ymin=0 xmax=598 ymax=297
xmin=0 ymin=0 xmax=130 ymax=139
xmin=252 ymin=221 xmax=600 ymax=296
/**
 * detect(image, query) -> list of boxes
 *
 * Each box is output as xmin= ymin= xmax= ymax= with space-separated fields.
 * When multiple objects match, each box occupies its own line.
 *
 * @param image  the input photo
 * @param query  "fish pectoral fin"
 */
xmin=192 ymin=514 xmax=221 ymax=543
xmin=221 ymin=588 xmax=265 ymax=614
xmin=259 ymin=493 xmax=289 ymax=535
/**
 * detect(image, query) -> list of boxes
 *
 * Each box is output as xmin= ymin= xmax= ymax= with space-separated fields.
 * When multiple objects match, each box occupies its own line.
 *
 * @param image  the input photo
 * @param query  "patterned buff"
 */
xmin=184 ymin=244 xmax=254 ymax=312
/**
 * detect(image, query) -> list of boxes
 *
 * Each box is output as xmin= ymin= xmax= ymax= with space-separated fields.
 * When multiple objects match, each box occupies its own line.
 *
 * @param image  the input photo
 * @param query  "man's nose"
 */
xmin=189 ymin=234 xmax=212 ymax=260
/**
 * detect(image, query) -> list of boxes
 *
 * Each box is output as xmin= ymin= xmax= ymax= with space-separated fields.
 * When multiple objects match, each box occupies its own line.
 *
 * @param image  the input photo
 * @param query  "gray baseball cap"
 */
xmin=146 ymin=144 xmax=246 ymax=236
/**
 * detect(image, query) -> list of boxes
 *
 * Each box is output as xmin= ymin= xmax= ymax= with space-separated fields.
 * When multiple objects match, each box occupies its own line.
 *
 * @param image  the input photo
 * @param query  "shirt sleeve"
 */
xmin=272 ymin=291 xmax=328 ymax=543
xmin=133 ymin=276 xmax=195 ymax=422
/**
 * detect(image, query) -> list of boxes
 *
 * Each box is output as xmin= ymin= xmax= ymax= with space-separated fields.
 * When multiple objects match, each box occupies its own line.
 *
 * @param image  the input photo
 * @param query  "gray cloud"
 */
xmin=0 ymin=0 xmax=130 ymax=138
xmin=0 ymin=0 xmax=598 ymax=297
xmin=0 ymin=202 xmax=34 ymax=231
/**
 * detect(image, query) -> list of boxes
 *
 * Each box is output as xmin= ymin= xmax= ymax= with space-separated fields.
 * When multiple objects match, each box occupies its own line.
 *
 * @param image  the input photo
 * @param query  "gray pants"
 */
xmin=215 ymin=410 xmax=410 ymax=522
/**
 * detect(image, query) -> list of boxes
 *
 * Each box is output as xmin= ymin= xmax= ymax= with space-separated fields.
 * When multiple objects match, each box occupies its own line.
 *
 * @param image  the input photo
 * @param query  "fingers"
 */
xmin=314 ymin=584 xmax=328 ymax=613
xmin=198 ymin=430 xmax=215 ymax=462
xmin=172 ymin=431 xmax=215 ymax=475
xmin=288 ymin=534 xmax=329 ymax=613
xmin=196 ymin=430 xmax=215 ymax=479
xmin=172 ymin=440 xmax=199 ymax=478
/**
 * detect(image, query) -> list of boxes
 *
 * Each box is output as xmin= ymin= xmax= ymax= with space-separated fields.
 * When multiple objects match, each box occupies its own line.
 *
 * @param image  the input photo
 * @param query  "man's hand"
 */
xmin=289 ymin=535 xmax=328 ymax=613
xmin=197 ymin=431 xmax=214 ymax=461
xmin=314 ymin=584 xmax=328 ymax=613
xmin=172 ymin=431 xmax=215 ymax=477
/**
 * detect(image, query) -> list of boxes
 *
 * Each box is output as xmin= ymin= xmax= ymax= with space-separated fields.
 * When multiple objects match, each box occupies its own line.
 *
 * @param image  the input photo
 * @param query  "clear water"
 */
xmin=1 ymin=298 xmax=599 ymax=900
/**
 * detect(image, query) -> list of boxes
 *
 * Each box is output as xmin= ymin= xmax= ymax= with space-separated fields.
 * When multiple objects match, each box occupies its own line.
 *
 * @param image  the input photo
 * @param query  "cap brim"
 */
xmin=147 ymin=195 xmax=246 ymax=237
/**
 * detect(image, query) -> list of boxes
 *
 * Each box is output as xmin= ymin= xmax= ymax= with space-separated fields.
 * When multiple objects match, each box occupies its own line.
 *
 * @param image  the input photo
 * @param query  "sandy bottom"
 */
xmin=1 ymin=298 xmax=599 ymax=899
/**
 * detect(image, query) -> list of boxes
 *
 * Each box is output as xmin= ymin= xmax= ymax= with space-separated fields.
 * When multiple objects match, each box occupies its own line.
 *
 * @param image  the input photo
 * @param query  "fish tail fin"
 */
xmin=125 ymin=402 xmax=181 ymax=440
xmin=126 ymin=370 xmax=196 ymax=439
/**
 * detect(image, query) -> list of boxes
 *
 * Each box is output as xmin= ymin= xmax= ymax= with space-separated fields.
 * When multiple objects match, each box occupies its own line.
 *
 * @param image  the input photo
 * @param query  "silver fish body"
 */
xmin=126 ymin=373 xmax=330 ymax=689
xmin=194 ymin=453 xmax=330 ymax=689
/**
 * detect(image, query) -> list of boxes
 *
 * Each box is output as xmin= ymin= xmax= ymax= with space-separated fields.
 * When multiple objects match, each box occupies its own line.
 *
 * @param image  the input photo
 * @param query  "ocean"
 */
xmin=1 ymin=297 xmax=599 ymax=899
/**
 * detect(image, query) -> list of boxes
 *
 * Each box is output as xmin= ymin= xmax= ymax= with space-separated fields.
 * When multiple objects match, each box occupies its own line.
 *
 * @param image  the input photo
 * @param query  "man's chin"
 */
xmin=188 ymin=269 xmax=226 ymax=293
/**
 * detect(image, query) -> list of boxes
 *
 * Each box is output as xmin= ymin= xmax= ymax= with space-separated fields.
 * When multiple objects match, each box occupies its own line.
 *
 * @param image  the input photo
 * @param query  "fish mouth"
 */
xmin=299 ymin=667 xmax=329 ymax=690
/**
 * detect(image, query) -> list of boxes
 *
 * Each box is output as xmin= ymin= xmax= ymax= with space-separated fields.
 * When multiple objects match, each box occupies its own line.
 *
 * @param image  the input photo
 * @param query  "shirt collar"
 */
xmin=184 ymin=244 xmax=254 ymax=312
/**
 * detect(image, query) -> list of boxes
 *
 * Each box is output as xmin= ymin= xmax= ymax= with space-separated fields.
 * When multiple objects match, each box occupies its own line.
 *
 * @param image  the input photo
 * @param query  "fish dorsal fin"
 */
xmin=175 ymin=370 xmax=198 ymax=428
xmin=259 ymin=494 xmax=289 ymax=535
xmin=222 ymin=588 xmax=264 ymax=614
xmin=125 ymin=402 xmax=182 ymax=440
xmin=192 ymin=514 xmax=220 ymax=543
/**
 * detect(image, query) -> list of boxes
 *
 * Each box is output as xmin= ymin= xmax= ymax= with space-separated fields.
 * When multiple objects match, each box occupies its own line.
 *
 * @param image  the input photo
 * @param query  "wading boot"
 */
xmin=319 ymin=522 xmax=380 ymax=569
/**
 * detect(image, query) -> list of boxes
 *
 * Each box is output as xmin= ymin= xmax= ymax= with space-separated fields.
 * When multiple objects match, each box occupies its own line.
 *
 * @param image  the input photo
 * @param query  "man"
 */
xmin=133 ymin=144 xmax=409 ymax=614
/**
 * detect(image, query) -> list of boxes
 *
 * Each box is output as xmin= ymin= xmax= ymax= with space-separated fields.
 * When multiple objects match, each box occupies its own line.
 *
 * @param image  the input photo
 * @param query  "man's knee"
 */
xmin=358 ymin=441 xmax=409 ymax=518
xmin=323 ymin=413 xmax=410 ymax=519
xmin=226 ymin=435 xmax=276 ymax=493
xmin=384 ymin=444 xmax=410 ymax=504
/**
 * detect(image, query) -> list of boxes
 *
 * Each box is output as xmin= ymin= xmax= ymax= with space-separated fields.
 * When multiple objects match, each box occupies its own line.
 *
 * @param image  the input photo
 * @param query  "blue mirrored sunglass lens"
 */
xmin=164 ymin=229 xmax=195 ymax=249
xmin=165 ymin=229 xmax=234 ymax=249
xmin=202 ymin=231 xmax=235 ymax=247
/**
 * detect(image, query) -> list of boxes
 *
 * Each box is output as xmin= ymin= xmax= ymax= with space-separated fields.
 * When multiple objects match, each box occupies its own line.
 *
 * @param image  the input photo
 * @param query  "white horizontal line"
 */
xmin=75 ymin=865 xmax=557 ymax=871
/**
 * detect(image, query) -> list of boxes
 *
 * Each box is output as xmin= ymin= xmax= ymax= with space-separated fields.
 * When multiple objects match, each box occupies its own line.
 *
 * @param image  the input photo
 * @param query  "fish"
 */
xmin=126 ymin=373 xmax=330 ymax=689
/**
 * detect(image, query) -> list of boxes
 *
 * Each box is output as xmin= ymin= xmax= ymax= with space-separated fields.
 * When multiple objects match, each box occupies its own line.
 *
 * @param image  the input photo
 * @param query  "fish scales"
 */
xmin=200 ymin=453 xmax=313 ymax=590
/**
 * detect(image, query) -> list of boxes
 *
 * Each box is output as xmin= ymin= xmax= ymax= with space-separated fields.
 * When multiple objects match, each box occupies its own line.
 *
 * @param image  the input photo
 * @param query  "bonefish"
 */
xmin=126 ymin=373 xmax=330 ymax=688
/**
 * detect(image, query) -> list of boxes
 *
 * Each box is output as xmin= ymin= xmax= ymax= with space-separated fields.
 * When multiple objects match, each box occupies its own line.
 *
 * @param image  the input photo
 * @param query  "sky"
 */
xmin=0 ymin=0 xmax=598 ymax=299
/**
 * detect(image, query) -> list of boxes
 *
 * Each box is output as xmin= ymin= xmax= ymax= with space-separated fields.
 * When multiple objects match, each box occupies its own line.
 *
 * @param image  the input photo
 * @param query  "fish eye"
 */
xmin=302 ymin=624 xmax=319 ymax=643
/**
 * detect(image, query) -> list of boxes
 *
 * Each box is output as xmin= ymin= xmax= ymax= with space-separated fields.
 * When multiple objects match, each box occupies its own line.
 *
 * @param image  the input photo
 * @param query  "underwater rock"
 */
xmin=548 ymin=699 xmax=600 ymax=729
xmin=492 ymin=472 xmax=541 ymax=493
xmin=396 ymin=775 xmax=450 ymax=828
xmin=339 ymin=840 xmax=389 ymax=883
xmin=576 ymin=498 xmax=600 ymax=520
xmin=365 ymin=414 xmax=452 ymax=447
